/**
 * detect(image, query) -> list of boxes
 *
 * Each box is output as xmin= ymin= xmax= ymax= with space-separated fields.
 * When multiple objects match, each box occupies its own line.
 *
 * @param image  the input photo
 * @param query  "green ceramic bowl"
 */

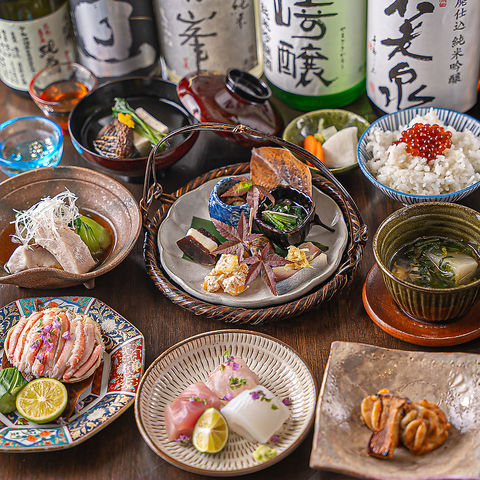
xmin=373 ymin=202 xmax=480 ymax=323
xmin=282 ymin=109 xmax=370 ymax=174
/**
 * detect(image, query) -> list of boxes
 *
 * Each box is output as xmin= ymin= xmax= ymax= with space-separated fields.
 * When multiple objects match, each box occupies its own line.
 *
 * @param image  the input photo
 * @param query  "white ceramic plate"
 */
xmin=311 ymin=341 xmax=480 ymax=480
xmin=157 ymin=176 xmax=348 ymax=308
xmin=135 ymin=330 xmax=317 ymax=477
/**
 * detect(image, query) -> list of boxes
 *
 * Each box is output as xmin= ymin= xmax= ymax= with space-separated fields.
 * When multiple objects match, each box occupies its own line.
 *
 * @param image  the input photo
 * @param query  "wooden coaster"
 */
xmin=362 ymin=264 xmax=480 ymax=346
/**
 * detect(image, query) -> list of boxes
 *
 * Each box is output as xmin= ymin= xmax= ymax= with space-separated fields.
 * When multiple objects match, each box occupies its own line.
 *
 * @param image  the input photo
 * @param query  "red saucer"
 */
xmin=362 ymin=264 xmax=480 ymax=347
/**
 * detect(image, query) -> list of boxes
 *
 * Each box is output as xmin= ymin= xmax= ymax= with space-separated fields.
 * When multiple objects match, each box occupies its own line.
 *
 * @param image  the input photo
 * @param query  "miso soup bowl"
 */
xmin=373 ymin=202 xmax=480 ymax=322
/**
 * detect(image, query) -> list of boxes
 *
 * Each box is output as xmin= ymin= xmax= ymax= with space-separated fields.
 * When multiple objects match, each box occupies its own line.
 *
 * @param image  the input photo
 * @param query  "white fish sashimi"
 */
xmin=206 ymin=356 xmax=259 ymax=400
xmin=221 ymin=386 xmax=290 ymax=443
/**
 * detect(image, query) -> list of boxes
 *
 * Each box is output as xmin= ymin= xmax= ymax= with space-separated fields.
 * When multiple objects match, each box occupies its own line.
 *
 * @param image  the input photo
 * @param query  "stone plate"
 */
xmin=310 ymin=341 xmax=480 ymax=479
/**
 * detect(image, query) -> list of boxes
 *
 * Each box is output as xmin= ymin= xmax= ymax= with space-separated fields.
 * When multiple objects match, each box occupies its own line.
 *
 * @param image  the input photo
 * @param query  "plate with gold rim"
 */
xmin=0 ymin=296 xmax=144 ymax=452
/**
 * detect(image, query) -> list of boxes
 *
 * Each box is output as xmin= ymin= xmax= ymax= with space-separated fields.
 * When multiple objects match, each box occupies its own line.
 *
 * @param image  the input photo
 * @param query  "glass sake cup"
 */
xmin=29 ymin=62 xmax=97 ymax=131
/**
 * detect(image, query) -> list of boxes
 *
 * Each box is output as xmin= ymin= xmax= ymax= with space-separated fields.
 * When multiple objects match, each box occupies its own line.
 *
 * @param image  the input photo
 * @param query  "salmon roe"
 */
xmin=393 ymin=123 xmax=452 ymax=162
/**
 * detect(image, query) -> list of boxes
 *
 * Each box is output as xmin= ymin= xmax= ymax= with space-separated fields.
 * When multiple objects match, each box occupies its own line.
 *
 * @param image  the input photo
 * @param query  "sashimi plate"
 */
xmin=134 ymin=330 xmax=317 ymax=476
xmin=0 ymin=296 xmax=144 ymax=452
xmin=157 ymin=176 xmax=348 ymax=308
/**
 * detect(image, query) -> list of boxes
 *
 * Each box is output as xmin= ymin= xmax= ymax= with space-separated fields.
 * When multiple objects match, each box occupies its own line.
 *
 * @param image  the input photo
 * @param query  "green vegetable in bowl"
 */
xmin=261 ymin=202 xmax=307 ymax=232
xmin=0 ymin=367 xmax=28 ymax=413
xmin=112 ymin=97 xmax=166 ymax=148
xmin=74 ymin=215 xmax=111 ymax=259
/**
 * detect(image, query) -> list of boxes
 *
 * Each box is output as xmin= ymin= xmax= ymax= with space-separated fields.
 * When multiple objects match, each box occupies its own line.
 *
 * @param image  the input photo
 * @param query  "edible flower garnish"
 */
xmin=229 ymin=377 xmax=247 ymax=390
xmin=250 ymin=390 xmax=279 ymax=410
xmin=55 ymin=417 xmax=68 ymax=425
xmin=75 ymin=401 xmax=84 ymax=414
xmin=189 ymin=396 xmax=208 ymax=405
xmin=223 ymin=393 xmax=234 ymax=402
xmin=282 ymin=397 xmax=292 ymax=406
xmin=175 ymin=434 xmax=191 ymax=446
xmin=270 ymin=435 xmax=279 ymax=443
xmin=62 ymin=331 xmax=71 ymax=340
xmin=223 ymin=349 xmax=240 ymax=370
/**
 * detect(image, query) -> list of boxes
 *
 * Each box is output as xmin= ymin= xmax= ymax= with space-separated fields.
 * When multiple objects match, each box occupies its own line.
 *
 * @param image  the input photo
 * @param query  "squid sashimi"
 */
xmin=206 ymin=354 xmax=259 ymax=401
xmin=164 ymin=382 xmax=222 ymax=441
xmin=221 ymin=386 xmax=290 ymax=443
xmin=5 ymin=307 xmax=104 ymax=383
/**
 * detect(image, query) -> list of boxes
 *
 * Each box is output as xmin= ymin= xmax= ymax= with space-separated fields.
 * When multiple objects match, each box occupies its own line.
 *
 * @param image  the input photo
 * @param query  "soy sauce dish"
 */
xmin=373 ymin=202 xmax=480 ymax=323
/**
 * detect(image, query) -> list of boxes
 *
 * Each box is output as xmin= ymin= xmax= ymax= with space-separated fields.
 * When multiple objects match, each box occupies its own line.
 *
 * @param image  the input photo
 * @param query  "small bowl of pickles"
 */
xmin=373 ymin=202 xmax=480 ymax=322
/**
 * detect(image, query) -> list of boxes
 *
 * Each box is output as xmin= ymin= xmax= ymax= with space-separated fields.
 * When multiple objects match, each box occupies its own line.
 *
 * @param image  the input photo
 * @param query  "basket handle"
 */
xmin=141 ymin=122 xmax=367 ymax=247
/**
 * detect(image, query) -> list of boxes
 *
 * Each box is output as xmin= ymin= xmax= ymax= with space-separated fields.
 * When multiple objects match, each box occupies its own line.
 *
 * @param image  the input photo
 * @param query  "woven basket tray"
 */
xmin=141 ymin=123 xmax=367 ymax=324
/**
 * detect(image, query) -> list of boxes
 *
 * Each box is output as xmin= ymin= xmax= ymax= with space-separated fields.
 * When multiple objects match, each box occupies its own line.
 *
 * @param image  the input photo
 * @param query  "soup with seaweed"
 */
xmin=390 ymin=237 xmax=480 ymax=288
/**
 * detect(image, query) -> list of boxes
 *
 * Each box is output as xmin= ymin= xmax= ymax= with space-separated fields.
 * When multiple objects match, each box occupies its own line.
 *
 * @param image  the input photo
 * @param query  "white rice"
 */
xmin=365 ymin=110 xmax=480 ymax=195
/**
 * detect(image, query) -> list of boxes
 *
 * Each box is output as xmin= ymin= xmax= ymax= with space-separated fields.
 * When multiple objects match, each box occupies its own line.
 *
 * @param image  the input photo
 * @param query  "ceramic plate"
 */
xmin=135 ymin=330 xmax=317 ymax=476
xmin=0 ymin=296 xmax=144 ymax=452
xmin=311 ymin=341 xmax=480 ymax=480
xmin=157 ymin=176 xmax=348 ymax=308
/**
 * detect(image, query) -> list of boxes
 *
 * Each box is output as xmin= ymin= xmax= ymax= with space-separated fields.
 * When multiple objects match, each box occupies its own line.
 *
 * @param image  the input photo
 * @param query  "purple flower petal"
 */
xmin=282 ymin=397 xmax=292 ymax=406
xmin=223 ymin=393 xmax=234 ymax=401
xmin=250 ymin=391 xmax=260 ymax=401
xmin=231 ymin=361 xmax=240 ymax=371
xmin=271 ymin=435 xmax=279 ymax=443
xmin=52 ymin=318 xmax=61 ymax=329
xmin=62 ymin=331 xmax=71 ymax=340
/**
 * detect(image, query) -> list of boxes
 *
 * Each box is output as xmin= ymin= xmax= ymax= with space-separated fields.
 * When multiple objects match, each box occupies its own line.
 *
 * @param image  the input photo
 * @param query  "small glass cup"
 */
xmin=0 ymin=116 xmax=64 ymax=176
xmin=29 ymin=62 xmax=97 ymax=132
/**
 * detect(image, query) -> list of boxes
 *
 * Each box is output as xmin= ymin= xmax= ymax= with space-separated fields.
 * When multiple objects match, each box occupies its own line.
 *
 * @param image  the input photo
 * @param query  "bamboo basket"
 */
xmin=141 ymin=123 xmax=367 ymax=324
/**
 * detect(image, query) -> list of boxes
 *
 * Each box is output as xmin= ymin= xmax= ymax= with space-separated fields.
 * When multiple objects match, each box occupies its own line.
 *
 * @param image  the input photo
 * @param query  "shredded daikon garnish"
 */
xmin=11 ymin=190 xmax=79 ymax=246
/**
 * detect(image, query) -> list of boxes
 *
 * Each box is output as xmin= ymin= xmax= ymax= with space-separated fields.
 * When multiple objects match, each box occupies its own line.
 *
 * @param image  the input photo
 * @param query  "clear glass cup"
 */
xmin=29 ymin=62 xmax=97 ymax=131
xmin=0 ymin=116 xmax=64 ymax=176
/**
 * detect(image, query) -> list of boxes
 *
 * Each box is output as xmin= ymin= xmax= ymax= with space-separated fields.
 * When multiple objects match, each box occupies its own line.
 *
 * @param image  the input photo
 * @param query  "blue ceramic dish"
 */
xmin=357 ymin=107 xmax=480 ymax=205
xmin=208 ymin=177 xmax=251 ymax=227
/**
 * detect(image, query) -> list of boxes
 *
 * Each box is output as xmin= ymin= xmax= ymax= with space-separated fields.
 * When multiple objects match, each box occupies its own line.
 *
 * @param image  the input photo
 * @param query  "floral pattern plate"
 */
xmin=157 ymin=176 xmax=348 ymax=308
xmin=135 ymin=330 xmax=317 ymax=476
xmin=0 ymin=296 xmax=144 ymax=452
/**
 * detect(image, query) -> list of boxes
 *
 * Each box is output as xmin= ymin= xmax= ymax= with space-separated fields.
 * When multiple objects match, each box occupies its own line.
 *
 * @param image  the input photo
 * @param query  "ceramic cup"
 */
xmin=373 ymin=202 xmax=480 ymax=322
xmin=208 ymin=177 xmax=251 ymax=227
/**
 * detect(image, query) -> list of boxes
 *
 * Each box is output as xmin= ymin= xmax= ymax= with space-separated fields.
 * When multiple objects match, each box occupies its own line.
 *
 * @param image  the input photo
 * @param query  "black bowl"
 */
xmin=255 ymin=186 xmax=316 ymax=248
xmin=69 ymin=77 xmax=198 ymax=178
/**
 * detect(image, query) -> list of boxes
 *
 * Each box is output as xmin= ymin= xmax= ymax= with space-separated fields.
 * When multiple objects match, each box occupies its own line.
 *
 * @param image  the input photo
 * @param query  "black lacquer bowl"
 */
xmin=69 ymin=77 xmax=198 ymax=179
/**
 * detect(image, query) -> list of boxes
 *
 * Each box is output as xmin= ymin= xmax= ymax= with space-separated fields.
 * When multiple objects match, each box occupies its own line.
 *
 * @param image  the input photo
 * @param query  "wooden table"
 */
xmin=0 ymin=81 xmax=479 ymax=480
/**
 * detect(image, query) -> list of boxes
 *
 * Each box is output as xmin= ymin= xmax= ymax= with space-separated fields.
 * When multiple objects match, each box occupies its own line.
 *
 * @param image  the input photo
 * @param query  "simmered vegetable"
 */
xmin=74 ymin=215 xmax=111 ymax=259
xmin=391 ymin=237 xmax=479 ymax=288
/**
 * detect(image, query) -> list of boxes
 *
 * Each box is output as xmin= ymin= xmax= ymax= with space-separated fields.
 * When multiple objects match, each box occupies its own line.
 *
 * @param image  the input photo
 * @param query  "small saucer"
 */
xmin=362 ymin=264 xmax=480 ymax=346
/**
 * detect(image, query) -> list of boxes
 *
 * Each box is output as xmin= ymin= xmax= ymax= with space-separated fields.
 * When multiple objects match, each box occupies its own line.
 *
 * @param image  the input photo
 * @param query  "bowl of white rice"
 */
xmin=357 ymin=107 xmax=480 ymax=205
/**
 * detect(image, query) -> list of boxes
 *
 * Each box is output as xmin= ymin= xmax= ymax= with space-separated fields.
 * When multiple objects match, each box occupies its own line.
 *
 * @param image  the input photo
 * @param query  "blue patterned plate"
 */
xmin=0 ymin=296 xmax=144 ymax=452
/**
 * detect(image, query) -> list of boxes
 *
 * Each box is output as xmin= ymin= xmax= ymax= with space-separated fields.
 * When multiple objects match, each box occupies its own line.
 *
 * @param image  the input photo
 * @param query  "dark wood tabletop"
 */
xmin=0 ymin=80 xmax=479 ymax=480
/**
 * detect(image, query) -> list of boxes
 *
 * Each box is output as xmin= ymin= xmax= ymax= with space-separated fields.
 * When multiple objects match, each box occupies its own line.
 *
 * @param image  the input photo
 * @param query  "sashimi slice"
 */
xmin=221 ymin=386 xmax=290 ymax=443
xmin=206 ymin=356 xmax=259 ymax=400
xmin=165 ymin=382 xmax=222 ymax=441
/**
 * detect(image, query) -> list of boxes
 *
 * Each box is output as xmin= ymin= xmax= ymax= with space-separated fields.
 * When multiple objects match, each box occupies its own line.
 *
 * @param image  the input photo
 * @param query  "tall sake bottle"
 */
xmin=0 ymin=0 xmax=77 ymax=95
xmin=258 ymin=0 xmax=367 ymax=110
xmin=366 ymin=0 xmax=480 ymax=114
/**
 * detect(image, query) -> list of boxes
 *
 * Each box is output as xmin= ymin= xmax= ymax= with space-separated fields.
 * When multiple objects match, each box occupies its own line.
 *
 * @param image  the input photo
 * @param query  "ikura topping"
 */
xmin=393 ymin=123 xmax=452 ymax=162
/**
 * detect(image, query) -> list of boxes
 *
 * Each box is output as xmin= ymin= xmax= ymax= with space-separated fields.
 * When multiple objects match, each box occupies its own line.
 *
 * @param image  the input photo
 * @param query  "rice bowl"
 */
xmin=357 ymin=108 xmax=480 ymax=204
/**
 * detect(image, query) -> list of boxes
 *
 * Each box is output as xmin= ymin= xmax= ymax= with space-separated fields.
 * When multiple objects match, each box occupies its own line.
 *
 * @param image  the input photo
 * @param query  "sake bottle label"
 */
xmin=259 ymin=0 xmax=366 ymax=97
xmin=367 ymin=0 xmax=480 ymax=113
xmin=154 ymin=0 xmax=259 ymax=82
xmin=0 ymin=3 xmax=77 ymax=91
xmin=69 ymin=0 xmax=159 ymax=79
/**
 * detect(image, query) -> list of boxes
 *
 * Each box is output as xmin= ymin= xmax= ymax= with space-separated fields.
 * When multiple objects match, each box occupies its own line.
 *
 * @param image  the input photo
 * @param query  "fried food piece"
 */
xmin=361 ymin=388 xmax=391 ymax=431
xmin=400 ymin=400 xmax=451 ymax=454
xmin=367 ymin=393 xmax=409 ymax=459
xmin=204 ymin=254 xmax=248 ymax=296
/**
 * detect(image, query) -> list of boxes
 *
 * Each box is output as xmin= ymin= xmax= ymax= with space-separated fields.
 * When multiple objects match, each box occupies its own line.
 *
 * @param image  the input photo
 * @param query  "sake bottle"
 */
xmin=68 ymin=0 xmax=161 ymax=82
xmin=0 ymin=0 xmax=77 ymax=95
xmin=366 ymin=0 xmax=480 ymax=114
xmin=153 ymin=0 xmax=262 ymax=83
xmin=258 ymin=0 xmax=367 ymax=110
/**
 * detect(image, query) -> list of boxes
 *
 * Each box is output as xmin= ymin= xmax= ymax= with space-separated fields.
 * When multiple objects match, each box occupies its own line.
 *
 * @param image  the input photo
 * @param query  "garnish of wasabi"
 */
xmin=253 ymin=444 xmax=277 ymax=462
